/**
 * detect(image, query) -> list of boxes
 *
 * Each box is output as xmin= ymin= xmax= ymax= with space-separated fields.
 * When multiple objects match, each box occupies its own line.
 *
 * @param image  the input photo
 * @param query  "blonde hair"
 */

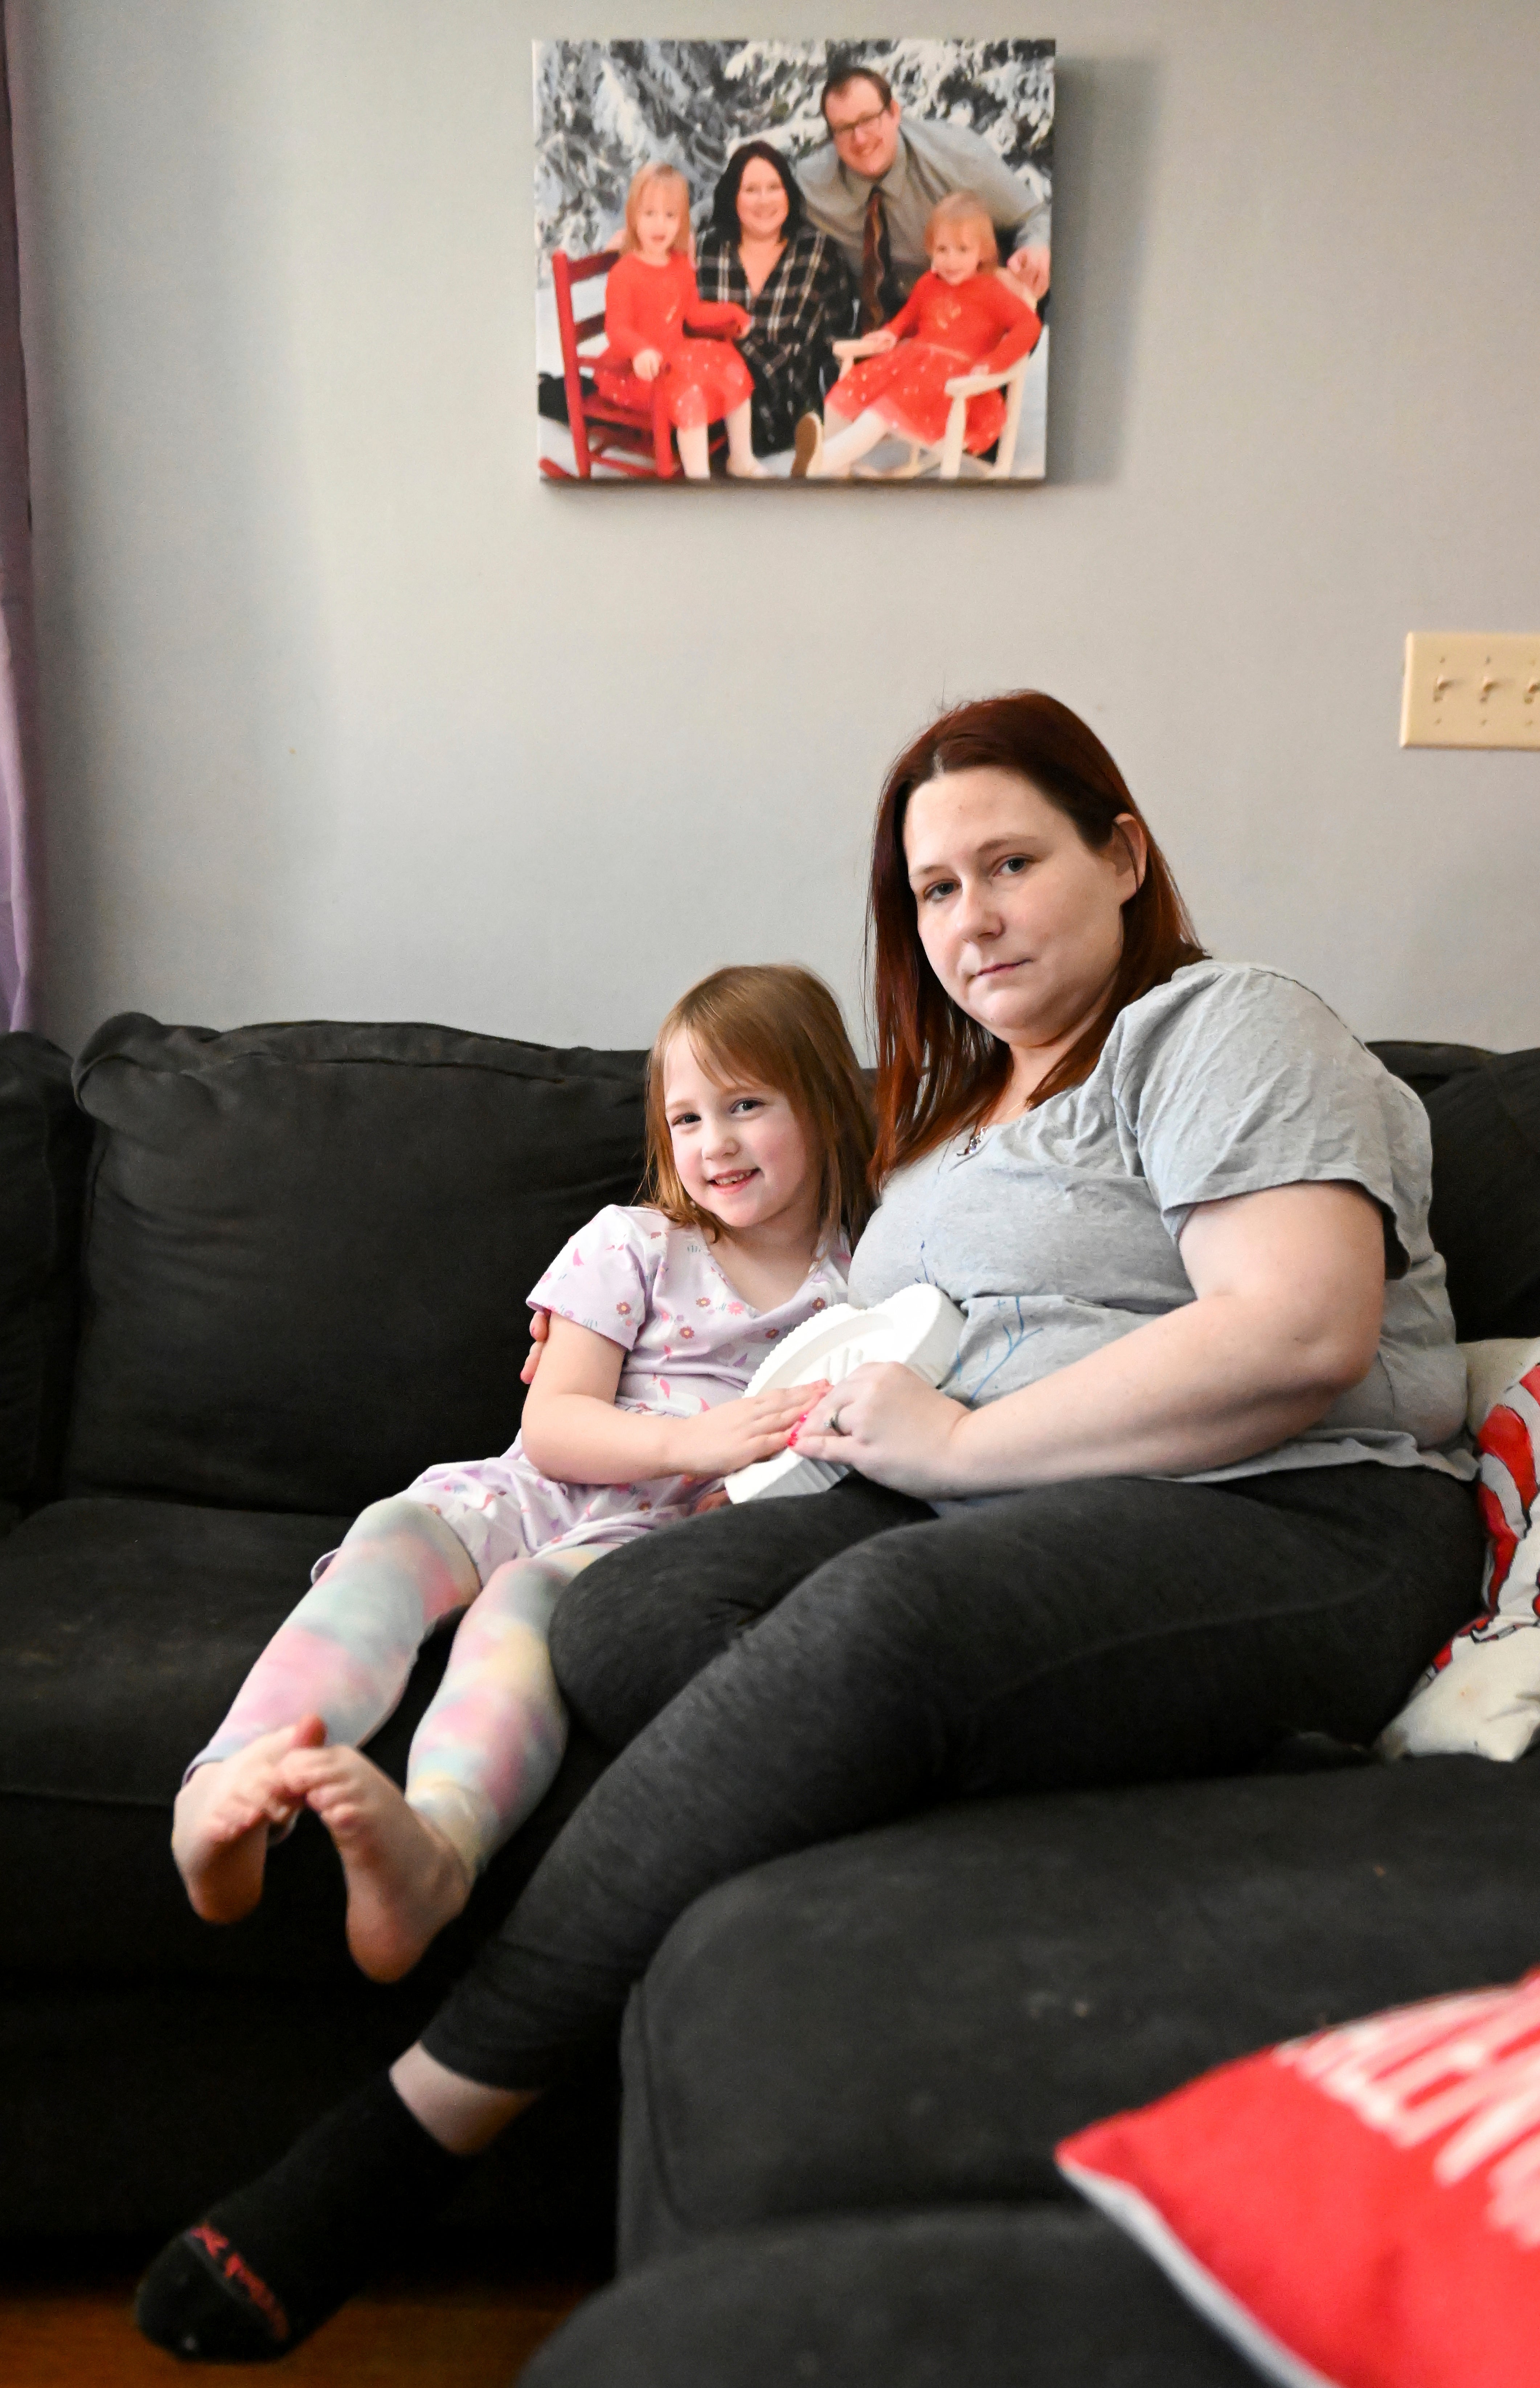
xmin=924 ymin=189 xmax=998 ymax=266
xmin=645 ymin=966 xmax=875 ymax=1247
xmin=620 ymin=163 xmax=692 ymax=256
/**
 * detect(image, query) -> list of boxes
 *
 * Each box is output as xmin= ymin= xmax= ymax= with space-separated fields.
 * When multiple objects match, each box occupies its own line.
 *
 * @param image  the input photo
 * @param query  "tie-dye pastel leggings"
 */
xmin=190 ymin=1498 xmax=612 ymax=1880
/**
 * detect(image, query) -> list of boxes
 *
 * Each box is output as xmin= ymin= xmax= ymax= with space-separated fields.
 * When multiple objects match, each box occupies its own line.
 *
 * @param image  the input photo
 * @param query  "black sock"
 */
xmin=135 ymin=2073 xmax=471 ymax=2362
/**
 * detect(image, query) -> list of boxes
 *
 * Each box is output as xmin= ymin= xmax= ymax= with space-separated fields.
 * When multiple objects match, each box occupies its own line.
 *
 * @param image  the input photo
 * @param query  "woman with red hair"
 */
xmin=137 ymin=693 xmax=1483 ymax=2361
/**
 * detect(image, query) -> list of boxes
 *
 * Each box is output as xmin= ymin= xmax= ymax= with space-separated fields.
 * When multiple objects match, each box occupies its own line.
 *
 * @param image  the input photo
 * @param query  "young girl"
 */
xmin=791 ymin=190 xmax=1042 ymax=479
xmin=594 ymin=161 xmax=766 ymax=480
xmin=172 ymin=964 xmax=870 ymax=1984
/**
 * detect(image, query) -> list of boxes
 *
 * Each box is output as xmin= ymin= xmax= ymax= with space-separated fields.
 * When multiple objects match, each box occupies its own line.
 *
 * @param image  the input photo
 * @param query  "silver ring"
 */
xmin=827 ymin=1408 xmax=844 ymax=1434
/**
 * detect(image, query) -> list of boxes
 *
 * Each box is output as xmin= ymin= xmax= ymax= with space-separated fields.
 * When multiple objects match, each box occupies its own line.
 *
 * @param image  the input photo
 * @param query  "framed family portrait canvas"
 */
xmin=535 ymin=39 xmax=1054 ymax=485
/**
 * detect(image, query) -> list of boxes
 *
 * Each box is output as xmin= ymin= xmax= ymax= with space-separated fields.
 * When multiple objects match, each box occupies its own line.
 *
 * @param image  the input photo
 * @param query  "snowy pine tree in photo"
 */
xmin=533 ymin=39 xmax=1053 ymax=263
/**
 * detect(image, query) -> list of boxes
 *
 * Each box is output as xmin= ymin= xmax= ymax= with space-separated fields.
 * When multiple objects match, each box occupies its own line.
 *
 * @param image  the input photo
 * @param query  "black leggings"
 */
xmin=421 ymin=1465 xmax=1482 ymax=2087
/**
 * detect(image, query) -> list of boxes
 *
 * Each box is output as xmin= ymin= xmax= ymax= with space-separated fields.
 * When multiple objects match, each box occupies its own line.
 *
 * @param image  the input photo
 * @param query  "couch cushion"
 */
xmin=1 ymin=1977 xmax=618 ymax=2243
xmin=1424 ymin=1051 xmax=1540 ymax=1340
xmin=0 ymin=1031 xmax=90 ymax=1516
xmin=1367 ymin=1039 xmax=1490 ymax=1103
xmin=618 ymin=1755 xmax=1540 ymax=2264
xmin=64 ymin=1016 xmax=647 ymax=1513
xmin=1370 ymin=1040 xmax=1540 ymax=1340
xmin=524 ymin=2207 xmax=1256 ymax=2388
xmin=0 ymin=1493 xmax=608 ymax=1988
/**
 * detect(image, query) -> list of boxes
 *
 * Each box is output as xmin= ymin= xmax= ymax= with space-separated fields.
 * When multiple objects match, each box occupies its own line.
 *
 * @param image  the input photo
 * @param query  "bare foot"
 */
xmin=172 ymin=1716 xmax=327 ymax=1923
xmin=278 ymin=1746 xmax=471 ymax=1983
xmin=725 ymin=457 xmax=768 ymax=479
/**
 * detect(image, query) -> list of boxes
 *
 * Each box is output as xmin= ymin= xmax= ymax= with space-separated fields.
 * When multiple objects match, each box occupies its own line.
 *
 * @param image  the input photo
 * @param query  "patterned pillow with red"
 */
xmin=1058 ymin=1970 xmax=1540 ymax=2388
xmin=1379 ymin=1336 xmax=1540 ymax=1762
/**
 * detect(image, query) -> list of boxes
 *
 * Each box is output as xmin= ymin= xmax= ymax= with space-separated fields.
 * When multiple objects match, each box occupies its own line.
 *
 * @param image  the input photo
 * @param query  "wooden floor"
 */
xmin=1 ymin=2250 xmax=595 ymax=2387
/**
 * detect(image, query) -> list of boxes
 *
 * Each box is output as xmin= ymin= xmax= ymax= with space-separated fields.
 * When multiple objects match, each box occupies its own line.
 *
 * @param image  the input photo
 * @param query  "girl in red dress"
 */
xmin=594 ymin=164 xmax=765 ymax=479
xmin=792 ymin=192 xmax=1042 ymax=479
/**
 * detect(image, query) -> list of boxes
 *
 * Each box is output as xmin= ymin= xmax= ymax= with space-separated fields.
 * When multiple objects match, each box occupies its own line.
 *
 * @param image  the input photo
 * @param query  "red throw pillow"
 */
xmin=1380 ymin=1339 xmax=1540 ymax=1761
xmin=1058 ymin=1971 xmax=1540 ymax=2388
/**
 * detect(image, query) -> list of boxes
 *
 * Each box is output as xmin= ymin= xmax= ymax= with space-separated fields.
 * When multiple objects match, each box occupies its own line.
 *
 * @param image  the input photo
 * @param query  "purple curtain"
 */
xmin=0 ymin=8 xmax=37 ymax=1029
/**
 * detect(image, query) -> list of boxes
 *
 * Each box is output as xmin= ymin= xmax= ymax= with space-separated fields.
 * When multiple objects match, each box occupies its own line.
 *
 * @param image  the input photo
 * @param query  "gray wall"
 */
xmin=12 ymin=0 xmax=1539 ymax=1057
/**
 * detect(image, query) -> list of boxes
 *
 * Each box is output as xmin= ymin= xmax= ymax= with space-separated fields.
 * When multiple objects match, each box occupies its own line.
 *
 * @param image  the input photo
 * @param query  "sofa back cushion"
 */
xmin=65 ymin=1016 xmax=647 ymax=1514
xmin=1365 ymin=1040 xmax=1491 ymax=1105
xmin=0 ymin=1032 xmax=91 ymax=1514
xmin=1424 ymin=1051 xmax=1540 ymax=1342
xmin=1369 ymin=1041 xmax=1540 ymax=1342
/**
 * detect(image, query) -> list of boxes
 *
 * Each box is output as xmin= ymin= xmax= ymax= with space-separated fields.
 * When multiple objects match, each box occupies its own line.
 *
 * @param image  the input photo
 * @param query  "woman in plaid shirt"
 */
xmin=696 ymin=142 xmax=856 ymax=457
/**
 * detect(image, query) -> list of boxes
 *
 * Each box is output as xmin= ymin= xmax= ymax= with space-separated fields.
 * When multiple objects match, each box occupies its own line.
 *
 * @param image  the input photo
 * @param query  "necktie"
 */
xmin=859 ymin=187 xmax=893 ymax=332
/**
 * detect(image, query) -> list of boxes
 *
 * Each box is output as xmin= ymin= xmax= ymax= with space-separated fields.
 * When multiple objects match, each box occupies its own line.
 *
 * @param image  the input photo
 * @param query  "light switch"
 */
xmin=1401 ymin=633 xmax=1540 ymax=750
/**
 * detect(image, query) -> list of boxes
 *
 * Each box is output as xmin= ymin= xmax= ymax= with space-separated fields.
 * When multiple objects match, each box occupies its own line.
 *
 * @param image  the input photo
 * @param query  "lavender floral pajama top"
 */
xmin=402 ymin=1205 xmax=850 ymax=1576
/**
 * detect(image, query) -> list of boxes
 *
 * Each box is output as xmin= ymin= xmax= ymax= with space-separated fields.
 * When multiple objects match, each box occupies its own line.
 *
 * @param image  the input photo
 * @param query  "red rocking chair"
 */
xmin=539 ymin=249 xmax=726 ymax=482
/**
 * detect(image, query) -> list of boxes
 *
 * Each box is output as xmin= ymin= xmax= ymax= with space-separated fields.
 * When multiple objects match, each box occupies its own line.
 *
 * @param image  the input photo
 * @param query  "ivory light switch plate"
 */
xmin=1401 ymin=633 xmax=1540 ymax=749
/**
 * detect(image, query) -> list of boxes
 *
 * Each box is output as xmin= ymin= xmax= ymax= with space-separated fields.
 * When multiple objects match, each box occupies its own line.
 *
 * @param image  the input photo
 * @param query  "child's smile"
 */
xmin=662 ymin=1034 xmax=820 ymax=1249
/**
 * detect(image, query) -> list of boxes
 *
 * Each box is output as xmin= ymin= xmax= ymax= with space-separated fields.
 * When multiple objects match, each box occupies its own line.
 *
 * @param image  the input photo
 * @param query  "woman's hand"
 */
xmin=632 ymin=347 xmax=664 ymax=381
xmin=793 ymin=1183 xmax=1389 ymax=1504
xmin=790 ymin=1365 xmax=970 ymax=1499
xmin=661 ymin=1381 xmax=830 ymax=1483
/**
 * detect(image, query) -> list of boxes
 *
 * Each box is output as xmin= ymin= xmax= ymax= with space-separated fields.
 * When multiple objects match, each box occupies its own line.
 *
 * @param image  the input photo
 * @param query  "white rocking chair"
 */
xmin=828 ymin=337 xmax=1032 ymax=482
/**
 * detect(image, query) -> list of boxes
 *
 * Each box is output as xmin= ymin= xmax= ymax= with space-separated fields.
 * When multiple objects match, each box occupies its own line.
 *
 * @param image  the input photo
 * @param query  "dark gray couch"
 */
xmin=4 ymin=1014 xmax=1538 ymax=2383
xmin=0 ymin=1015 xmax=649 ymax=2257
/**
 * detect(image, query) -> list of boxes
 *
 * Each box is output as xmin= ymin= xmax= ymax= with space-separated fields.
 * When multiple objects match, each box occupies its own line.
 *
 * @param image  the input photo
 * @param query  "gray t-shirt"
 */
xmin=847 ymin=961 xmax=1473 ymax=1485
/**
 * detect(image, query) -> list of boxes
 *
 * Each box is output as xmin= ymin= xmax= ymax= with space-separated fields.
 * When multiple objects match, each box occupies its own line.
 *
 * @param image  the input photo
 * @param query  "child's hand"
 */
xmin=633 ymin=347 xmax=664 ymax=381
xmin=865 ymin=328 xmax=898 ymax=354
xmin=663 ymin=1379 xmax=830 ymax=1482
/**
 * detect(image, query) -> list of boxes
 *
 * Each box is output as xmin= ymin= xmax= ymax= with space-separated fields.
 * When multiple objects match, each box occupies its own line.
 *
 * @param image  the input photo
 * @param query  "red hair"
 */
xmin=867 ymin=691 xmax=1205 ymax=1182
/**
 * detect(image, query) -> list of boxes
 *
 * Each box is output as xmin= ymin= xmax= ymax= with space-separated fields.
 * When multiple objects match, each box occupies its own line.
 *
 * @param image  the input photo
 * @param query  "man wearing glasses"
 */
xmin=798 ymin=62 xmax=1051 ymax=332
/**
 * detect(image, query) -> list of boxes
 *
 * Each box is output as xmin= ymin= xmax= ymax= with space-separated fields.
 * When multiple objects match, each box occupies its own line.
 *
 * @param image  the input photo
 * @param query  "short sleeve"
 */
xmin=528 ymin=1205 xmax=656 ymax=1352
xmin=1112 ymin=968 xmax=1427 ymax=1261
